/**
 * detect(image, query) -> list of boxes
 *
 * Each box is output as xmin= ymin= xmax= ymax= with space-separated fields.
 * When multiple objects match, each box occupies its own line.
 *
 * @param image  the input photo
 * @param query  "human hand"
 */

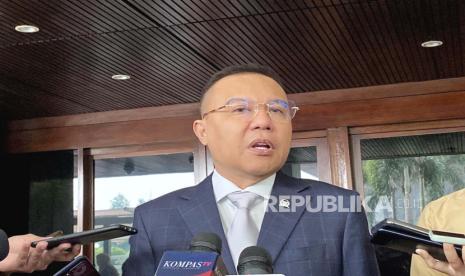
xmin=416 ymin=243 xmax=465 ymax=276
xmin=0 ymin=234 xmax=81 ymax=273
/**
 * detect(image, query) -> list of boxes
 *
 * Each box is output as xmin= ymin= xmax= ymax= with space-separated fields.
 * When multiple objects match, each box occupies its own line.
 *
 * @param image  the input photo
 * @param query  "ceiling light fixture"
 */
xmin=15 ymin=24 xmax=40 ymax=33
xmin=111 ymin=74 xmax=131 ymax=80
xmin=421 ymin=40 xmax=443 ymax=48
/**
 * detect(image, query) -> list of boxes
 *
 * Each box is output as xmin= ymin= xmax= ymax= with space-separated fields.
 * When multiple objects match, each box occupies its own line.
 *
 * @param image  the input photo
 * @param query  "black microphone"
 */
xmin=237 ymin=246 xmax=274 ymax=275
xmin=154 ymin=232 xmax=229 ymax=275
xmin=189 ymin=232 xmax=222 ymax=253
xmin=0 ymin=229 xmax=9 ymax=262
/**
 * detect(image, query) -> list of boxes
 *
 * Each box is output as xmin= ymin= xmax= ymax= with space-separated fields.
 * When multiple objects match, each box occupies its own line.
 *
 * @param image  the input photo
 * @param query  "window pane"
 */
xmin=93 ymin=152 xmax=195 ymax=274
xmin=1 ymin=150 xmax=76 ymax=274
xmin=282 ymin=146 xmax=319 ymax=180
xmin=360 ymin=132 xmax=465 ymax=228
xmin=26 ymin=150 xmax=76 ymax=236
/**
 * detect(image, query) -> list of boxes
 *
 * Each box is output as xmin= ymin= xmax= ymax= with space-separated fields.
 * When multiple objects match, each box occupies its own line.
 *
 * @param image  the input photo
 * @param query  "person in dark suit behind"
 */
xmin=122 ymin=64 xmax=380 ymax=275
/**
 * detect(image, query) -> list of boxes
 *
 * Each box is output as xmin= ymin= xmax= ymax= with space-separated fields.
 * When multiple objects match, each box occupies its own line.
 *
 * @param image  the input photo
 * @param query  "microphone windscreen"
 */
xmin=237 ymin=246 xmax=273 ymax=274
xmin=189 ymin=232 xmax=222 ymax=254
xmin=0 ymin=229 xmax=9 ymax=262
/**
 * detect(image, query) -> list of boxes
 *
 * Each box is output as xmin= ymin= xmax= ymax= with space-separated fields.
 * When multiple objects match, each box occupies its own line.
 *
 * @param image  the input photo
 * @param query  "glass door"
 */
xmin=93 ymin=152 xmax=196 ymax=274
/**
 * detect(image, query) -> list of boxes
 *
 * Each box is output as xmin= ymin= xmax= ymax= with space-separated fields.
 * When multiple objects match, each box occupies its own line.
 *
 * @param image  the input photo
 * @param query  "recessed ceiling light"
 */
xmin=112 ymin=74 xmax=131 ymax=80
xmin=421 ymin=40 xmax=443 ymax=48
xmin=15 ymin=24 xmax=40 ymax=33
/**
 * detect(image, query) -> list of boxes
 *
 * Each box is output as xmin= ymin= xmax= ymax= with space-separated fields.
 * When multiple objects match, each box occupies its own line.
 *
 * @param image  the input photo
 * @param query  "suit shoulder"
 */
xmin=290 ymin=175 xmax=359 ymax=197
xmin=134 ymin=184 xmax=197 ymax=214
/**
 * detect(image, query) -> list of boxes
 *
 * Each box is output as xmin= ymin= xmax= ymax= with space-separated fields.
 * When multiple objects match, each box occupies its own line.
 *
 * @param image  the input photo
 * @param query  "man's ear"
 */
xmin=193 ymin=119 xmax=208 ymax=145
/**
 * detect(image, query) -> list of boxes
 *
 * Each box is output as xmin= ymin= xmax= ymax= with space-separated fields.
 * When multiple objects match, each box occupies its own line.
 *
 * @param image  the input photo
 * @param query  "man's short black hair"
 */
xmin=199 ymin=64 xmax=284 ymax=112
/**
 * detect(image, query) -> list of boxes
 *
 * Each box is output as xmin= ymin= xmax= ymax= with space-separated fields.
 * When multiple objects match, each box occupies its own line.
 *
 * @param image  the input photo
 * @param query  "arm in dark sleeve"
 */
xmin=122 ymin=207 xmax=156 ymax=276
xmin=343 ymin=204 xmax=380 ymax=276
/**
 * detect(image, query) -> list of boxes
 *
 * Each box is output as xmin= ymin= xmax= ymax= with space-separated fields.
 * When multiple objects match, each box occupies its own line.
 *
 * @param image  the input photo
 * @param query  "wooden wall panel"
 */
xmin=76 ymin=148 xmax=94 ymax=259
xmin=5 ymin=78 xmax=465 ymax=154
xmin=288 ymin=76 xmax=465 ymax=105
xmin=6 ymin=116 xmax=197 ymax=153
xmin=8 ymin=103 xmax=200 ymax=131
xmin=327 ymin=127 xmax=353 ymax=189
xmin=350 ymin=119 xmax=465 ymax=135
xmin=8 ymin=76 xmax=465 ymax=131
xmin=293 ymin=91 xmax=465 ymax=131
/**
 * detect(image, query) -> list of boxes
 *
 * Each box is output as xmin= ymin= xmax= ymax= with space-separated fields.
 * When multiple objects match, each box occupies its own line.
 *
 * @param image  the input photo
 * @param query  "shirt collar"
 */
xmin=212 ymin=169 xmax=276 ymax=203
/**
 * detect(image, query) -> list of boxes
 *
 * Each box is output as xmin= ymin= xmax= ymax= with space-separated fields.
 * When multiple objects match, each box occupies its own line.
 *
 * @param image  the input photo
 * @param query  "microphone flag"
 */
xmin=155 ymin=251 xmax=228 ymax=276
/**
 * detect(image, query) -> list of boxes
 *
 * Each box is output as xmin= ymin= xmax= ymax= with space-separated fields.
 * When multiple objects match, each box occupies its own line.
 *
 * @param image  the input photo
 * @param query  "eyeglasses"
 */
xmin=202 ymin=97 xmax=299 ymax=121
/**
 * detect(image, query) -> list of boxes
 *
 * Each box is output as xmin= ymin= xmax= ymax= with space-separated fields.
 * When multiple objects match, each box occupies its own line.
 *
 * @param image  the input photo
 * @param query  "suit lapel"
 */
xmin=257 ymin=172 xmax=311 ymax=264
xmin=176 ymin=175 xmax=237 ymax=274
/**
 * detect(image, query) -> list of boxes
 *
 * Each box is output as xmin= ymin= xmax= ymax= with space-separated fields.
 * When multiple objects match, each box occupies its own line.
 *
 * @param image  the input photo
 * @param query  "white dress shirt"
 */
xmin=211 ymin=170 xmax=275 ymax=236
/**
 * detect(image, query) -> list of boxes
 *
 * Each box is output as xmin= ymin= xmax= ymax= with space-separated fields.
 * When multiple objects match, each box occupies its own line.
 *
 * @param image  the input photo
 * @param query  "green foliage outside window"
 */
xmin=363 ymin=155 xmax=465 ymax=226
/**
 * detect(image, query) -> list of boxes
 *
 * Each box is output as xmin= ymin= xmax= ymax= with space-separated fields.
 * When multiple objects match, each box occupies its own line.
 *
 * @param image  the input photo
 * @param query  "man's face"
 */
xmin=193 ymin=73 xmax=293 ymax=183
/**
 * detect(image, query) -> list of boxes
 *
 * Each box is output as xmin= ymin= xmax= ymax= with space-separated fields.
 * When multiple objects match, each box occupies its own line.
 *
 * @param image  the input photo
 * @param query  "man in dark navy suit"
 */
xmin=123 ymin=64 xmax=380 ymax=275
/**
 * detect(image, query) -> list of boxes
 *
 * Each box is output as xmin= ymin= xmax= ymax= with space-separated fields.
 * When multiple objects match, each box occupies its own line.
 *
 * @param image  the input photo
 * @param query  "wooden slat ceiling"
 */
xmin=361 ymin=131 xmax=465 ymax=160
xmin=0 ymin=0 xmax=464 ymax=119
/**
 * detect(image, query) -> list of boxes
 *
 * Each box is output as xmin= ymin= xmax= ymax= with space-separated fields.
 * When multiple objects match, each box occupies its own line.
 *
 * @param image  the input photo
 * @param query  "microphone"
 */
xmin=236 ymin=246 xmax=284 ymax=276
xmin=189 ymin=232 xmax=222 ymax=253
xmin=155 ymin=232 xmax=229 ymax=276
xmin=0 ymin=229 xmax=9 ymax=262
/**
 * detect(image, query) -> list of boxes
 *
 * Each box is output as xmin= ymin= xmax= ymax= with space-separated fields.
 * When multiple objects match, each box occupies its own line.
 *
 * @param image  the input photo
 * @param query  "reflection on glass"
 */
xmin=361 ymin=132 xmax=465 ymax=228
xmin=282 ymin=146 xmax=318 ymax=180
xmin=27 ymin=150 xmax=75 ymax=236
xmin=93 ymin=153 xmax=195 ymax=274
